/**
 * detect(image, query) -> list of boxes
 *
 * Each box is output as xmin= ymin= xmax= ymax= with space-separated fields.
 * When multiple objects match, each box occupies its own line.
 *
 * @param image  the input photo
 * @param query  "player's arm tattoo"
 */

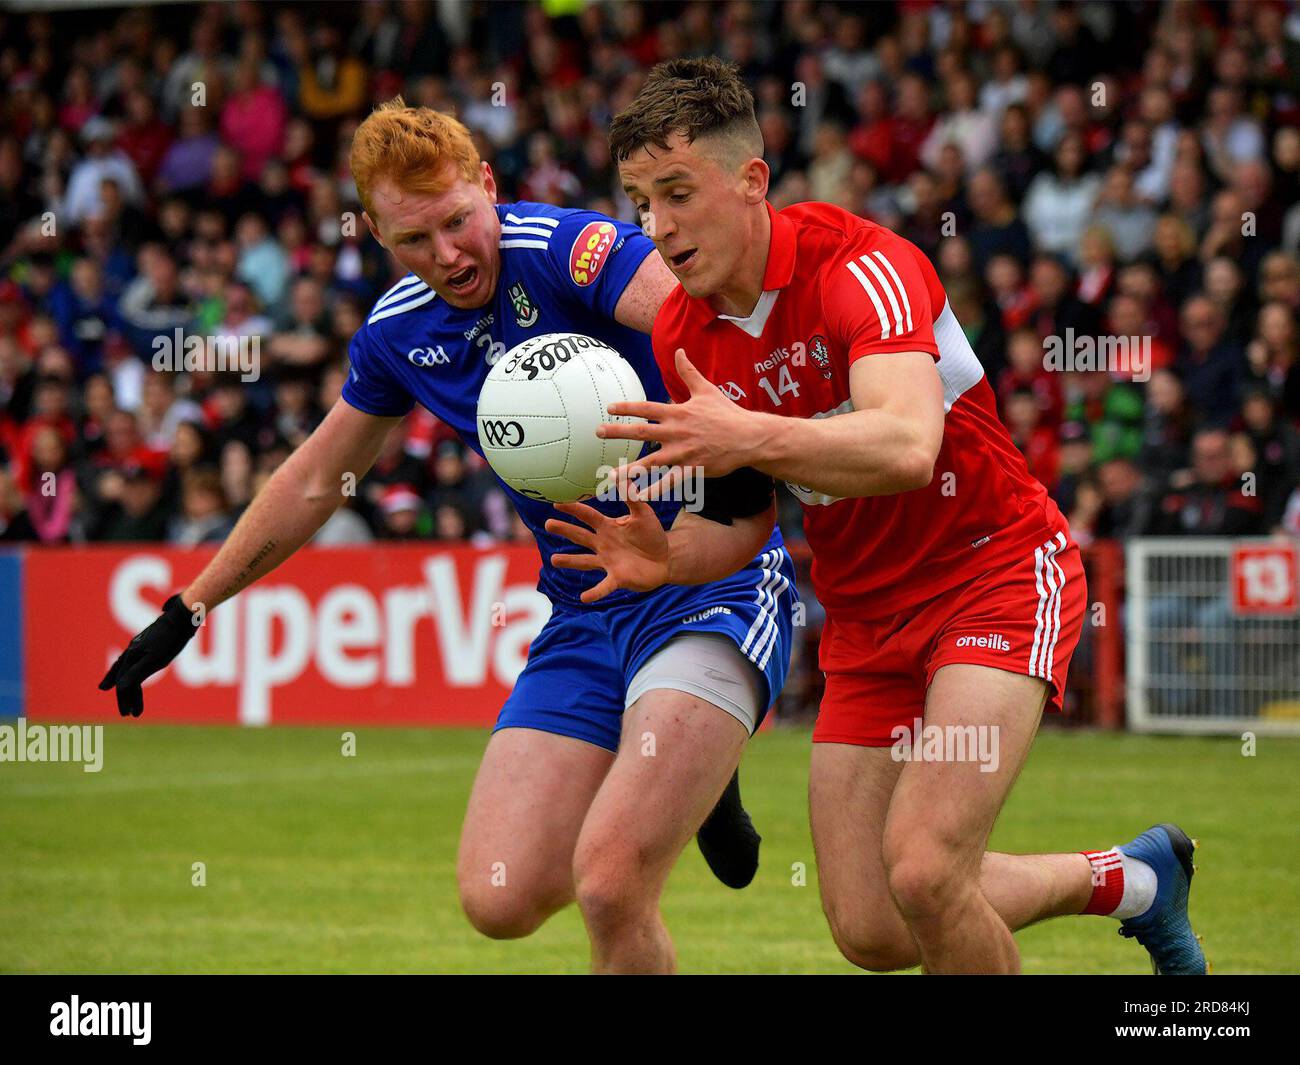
xmin=217 ymin=538 xmax=278 ymax=601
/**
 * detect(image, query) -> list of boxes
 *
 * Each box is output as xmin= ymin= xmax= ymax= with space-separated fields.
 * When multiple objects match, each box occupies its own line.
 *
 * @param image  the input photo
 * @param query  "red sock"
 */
xmin=1081 ymin=849 xmax=1125 ymax=915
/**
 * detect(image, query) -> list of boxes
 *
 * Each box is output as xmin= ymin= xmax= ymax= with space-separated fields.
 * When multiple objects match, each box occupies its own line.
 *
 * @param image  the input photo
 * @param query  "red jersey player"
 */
xmin=546 ymin=58 xmax=1205 ymax=975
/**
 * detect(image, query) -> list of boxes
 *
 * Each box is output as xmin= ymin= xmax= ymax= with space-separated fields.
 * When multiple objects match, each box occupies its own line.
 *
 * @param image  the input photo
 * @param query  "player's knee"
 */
xmin=883 ymin=844 xmax=968 ymax=922
xmin=573 ymin=846 xmax=651 ymax=933
xmin=827 ymin=919 xmax=918 ymax=972
xmin=457 ymin=879 xmax=551 ymax=940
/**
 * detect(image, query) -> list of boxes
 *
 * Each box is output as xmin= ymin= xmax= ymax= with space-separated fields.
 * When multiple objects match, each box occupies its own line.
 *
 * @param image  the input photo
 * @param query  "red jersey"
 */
xmin=651 ymin=201 xmax=1067 ymax=620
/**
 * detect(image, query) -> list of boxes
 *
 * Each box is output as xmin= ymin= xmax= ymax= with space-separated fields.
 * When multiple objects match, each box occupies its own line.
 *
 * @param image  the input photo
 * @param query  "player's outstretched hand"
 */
xmin=545 ymin=493 xmax=670 ymax=604
xmin=98 ymin=594 xmax=201 ymax=717
xmin=598 ymin=349 xmax=764 ymax=480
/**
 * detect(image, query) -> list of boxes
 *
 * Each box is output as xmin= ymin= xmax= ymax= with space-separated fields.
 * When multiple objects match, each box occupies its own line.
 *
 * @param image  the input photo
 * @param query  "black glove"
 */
xmin=98 ymin=594 xmax=201 ymax=717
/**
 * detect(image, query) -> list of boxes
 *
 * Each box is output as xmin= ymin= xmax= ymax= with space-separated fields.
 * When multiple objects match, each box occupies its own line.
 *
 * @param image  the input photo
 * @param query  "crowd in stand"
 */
xmin=1 ymin=0 xmax=1299 ymax=550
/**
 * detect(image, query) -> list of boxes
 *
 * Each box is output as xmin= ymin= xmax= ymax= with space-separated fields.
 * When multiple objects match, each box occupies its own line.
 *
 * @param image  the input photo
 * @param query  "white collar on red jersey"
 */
xmin=717 ymin=289 xmax=779 ymax=337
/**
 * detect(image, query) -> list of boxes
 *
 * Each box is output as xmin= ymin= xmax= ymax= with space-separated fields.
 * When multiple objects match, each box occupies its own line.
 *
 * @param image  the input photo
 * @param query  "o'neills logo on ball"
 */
xmin=570 ymin=222 xmax=616 ymax=286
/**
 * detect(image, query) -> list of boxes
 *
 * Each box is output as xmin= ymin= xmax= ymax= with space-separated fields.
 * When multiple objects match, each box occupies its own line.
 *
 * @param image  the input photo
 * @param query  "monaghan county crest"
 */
xmin=809 ymin=334 xmax=832 ymax=379
xmin=509 ymin=282 xmax=539 ymax=328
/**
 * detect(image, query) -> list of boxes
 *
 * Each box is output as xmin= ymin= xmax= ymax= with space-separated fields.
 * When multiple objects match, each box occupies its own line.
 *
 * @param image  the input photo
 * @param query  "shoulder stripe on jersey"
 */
xmin=871 ymin=251 xmax=913 ymax=332
xmin=861 ymin=254 xmax=904 ymax=337
xmin=505 ymin=213 xmax=559 ymax=228
xmin=845 ymin=259 xmax=891 ymax=341
xmin=373 ymin=275 xmax=426 ymax=312
xmin=368 ymin=286 xmax=438 ymax=324
xmin=499 ymin=239 xmax=549 ymax=250
xmin=500 ymin=224 xmax=554 ymax=239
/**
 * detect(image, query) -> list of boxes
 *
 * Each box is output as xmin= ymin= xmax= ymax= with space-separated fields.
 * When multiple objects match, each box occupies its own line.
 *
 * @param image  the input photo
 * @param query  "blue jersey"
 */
xmin=343 ymin=201 xmax=784 ymax=609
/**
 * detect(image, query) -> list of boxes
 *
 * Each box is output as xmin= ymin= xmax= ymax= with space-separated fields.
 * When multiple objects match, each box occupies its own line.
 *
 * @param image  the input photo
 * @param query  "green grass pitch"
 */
xmin=1 ymin=724 xmax=1297 ymax=974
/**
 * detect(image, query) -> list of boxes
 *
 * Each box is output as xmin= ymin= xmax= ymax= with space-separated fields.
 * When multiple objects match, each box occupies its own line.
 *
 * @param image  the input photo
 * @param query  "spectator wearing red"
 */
xmin=93 ymin=409 xmax=166 ymax=479
xmin=1117 ymin=262 xmax=1180 ymax=349
xmin=1076 ymin=225 xmax=1116 ymax=307
xmin=1107 ymin=291 xmax=1175 ymax=375
xmin=985 ymin=254 xmax=1038 ymax=333
xmin=1004 ymin=387 xmax=1061 ymax=492
xmin=10 ymin=376 xmax=76 ymax=490
xmin=116 ymin=90 xmax=174 ymax=187
xmin=998 ymin=327 xmax=1064 ymax=429
xmin=888 ymin=73 xmax=934 ymax=183
xmin=0 ymin=283 xmax=34 ymax=354
xmin=847 ymin=81 xmax=894 ymax=179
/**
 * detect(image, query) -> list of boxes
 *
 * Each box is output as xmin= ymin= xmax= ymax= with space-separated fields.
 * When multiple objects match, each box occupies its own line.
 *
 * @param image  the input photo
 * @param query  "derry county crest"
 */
xmin=509 ymin=282 xmax=539 ymax=328
xmin=809 ymin=334 xmax=832 ymax=379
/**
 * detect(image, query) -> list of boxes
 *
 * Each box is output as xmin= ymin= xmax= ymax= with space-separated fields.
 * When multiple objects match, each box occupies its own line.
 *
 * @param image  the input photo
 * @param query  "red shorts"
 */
xmin=813 ymin=531 xmax=1087 ymax=747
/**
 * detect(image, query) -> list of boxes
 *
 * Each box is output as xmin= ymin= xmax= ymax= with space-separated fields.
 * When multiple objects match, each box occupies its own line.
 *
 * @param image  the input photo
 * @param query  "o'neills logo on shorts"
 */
xmin=955 ymin=632 xmax=1011 ymax=651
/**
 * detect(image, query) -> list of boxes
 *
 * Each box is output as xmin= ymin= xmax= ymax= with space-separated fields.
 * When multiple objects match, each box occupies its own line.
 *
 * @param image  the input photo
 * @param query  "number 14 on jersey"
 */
xmin=757 ymin=364 xmax=802 ymax=406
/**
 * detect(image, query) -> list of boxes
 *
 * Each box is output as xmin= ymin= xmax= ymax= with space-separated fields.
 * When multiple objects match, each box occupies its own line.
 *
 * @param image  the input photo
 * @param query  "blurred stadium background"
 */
xmin=1 ymin=0 xmax=1298 ymax=973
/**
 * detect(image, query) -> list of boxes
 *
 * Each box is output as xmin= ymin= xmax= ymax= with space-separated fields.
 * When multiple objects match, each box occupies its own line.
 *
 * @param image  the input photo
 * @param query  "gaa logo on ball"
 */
xmin=476 ymin=332 xmax=646 ymax=502
xmin=480 ymin=419 xmax=525 ymax=448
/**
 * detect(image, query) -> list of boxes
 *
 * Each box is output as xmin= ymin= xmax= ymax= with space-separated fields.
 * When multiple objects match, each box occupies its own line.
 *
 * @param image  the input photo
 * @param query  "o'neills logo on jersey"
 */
xmin=464 ymin=313 xmax=495 ymax=341
xmin=955 ymin=632 xmax=1011 ymax=651
xmin=570 ymin=221 xmax=616 ymax=286
xmin=809 ymin=334 xmax=833 ymax=379
xmin=682 ymin=605 xmax=733 ymax=624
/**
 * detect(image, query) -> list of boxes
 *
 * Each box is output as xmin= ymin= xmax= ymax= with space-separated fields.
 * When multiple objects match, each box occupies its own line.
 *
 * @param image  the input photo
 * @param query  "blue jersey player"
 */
xmin=100 ymin=102 xmax=796 ymax=974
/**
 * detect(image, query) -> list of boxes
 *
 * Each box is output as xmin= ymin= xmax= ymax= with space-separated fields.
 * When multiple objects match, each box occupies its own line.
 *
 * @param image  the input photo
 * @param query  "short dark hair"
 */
xmin=608 ymin=57 xmax=761 ymax=165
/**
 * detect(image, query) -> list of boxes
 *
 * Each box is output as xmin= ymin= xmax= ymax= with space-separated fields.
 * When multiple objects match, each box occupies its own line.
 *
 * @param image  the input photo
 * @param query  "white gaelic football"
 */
xmin=476 ymin=332 xmax=647 ymax=502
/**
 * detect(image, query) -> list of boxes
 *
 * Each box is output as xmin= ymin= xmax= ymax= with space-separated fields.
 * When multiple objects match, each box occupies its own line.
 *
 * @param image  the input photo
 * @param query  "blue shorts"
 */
xmin=494 ymin=543 xmax=798 ymax=752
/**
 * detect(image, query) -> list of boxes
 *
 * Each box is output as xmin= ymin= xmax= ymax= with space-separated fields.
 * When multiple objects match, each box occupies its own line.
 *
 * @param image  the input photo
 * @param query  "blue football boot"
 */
xmin=1116 ymin=823 xmax=1208 ymax=975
